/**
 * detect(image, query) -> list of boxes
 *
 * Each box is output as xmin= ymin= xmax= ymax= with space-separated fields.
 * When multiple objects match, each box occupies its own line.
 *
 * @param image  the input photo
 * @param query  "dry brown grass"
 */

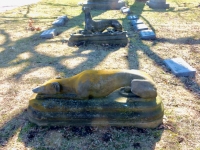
xmin=0 ymin=0 xmax=200 ymax=149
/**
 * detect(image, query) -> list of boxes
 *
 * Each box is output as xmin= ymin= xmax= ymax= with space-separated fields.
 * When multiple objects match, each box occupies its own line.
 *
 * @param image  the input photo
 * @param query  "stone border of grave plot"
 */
xmin=40 ymin=15 xmax=68 ymax=39
xmin=127 ymin=14 xmax=156 ymax=40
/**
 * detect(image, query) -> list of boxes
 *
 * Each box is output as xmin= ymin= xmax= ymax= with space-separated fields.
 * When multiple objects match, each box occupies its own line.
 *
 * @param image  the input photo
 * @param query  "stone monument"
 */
xmin=68 ymin=7 xmax=128 ymax=46
xmin=80 ymin=0 xmax=125 ymax=10
xmin=28 ymin=69 xmax=164 ymax=128
xmin=146 ymin=0 xmax=169 ymax=9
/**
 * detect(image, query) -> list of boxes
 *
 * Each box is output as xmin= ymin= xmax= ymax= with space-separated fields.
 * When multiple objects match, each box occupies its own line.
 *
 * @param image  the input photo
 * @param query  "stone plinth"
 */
xmin=27 ymin=89 xmax=164 ymax=128
xmin=68 ymin=31 xmax=128 ymax=46
xmin=81 ymin=0 xmax=125 ymax=10
xmin=146 ymin=0 xmax=169 ymax=9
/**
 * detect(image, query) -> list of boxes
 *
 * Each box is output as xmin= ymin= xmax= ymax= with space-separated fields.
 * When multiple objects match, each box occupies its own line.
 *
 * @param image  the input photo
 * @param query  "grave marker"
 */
xmin=130 ymin=19 xmax=143 ymax=26
xmin=120 ymin=7 xmax=131 ymax=14
xmin=40 ymin=29 xmax=57 ymax=39
xmin=134 ymin=24 xmax=148 ymax=31
xmin=164 ymin=58 xmax=196 ymax=77
xmin=127 ymin=15 xmax=138 ymax=20
xmin=52 ymin=15 xmax=68 ymax=26
xmin=146 ymin=0 xmax=169 ymax=9
xmin=139 ymin=30 xmax=156 ymax=40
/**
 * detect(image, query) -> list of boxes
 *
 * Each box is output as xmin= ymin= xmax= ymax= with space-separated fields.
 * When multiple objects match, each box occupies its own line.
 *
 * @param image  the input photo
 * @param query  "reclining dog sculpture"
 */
xmin=32 ymin=70 xmax=157 ymax=99
xmin=82 ymin=7 xmax=122 ymax=34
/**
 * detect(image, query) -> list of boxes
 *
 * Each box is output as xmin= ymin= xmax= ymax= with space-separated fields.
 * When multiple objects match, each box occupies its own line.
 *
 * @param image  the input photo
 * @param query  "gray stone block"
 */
xmin=146 ymin=1 xmax=169 ymax=9
xmin=139 ymin=30 xmax=156 ymax=40
xmin=133 ymin=24 xmax=148 ymax=31
xmin=130 ymin=19 xmax=143 ymax=26
xmin=52 ymin=15 xmax=68 ymax=26
xmin=127 ymin=15 xmax=138 ymax=20
xmin=52 ymin=19 xmax=65 ymax=26
xmin=57 ymin=15 xmax=68 ymax=22
xmin=40 ymin=29 xmax=57 ymax=39
xmin=120 ymin=7 xmax=131 ymax=14
xmin=164 ymin=58 xmax=196 ymax=77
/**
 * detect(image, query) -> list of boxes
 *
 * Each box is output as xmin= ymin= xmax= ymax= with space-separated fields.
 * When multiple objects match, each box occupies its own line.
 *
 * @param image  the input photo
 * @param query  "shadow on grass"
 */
xmin=0 ymin=2 xmax=119 ymax=79
xmin=126 ymin=0 xmax=200 ymax=96
xmin=0 ymin=110 xmax=164 ymax=149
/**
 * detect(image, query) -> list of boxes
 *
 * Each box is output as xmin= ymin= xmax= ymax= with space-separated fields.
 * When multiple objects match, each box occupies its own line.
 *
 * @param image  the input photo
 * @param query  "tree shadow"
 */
xmin=125 ymin=0 xmax=200 ymax=97
xmin=0 ymin=2 xmax=121 ymax=148
xmin=0 ymin=1 xmax=120 ymax=79
xmin=0 ymin=109 xmax=164 ymax=149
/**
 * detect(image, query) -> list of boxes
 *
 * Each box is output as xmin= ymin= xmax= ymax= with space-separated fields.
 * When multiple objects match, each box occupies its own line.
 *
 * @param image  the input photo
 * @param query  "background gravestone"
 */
xmin=81 ymin=0 xmax=125 ymax=10
xmin=146 ymin=0 xmax=169 ymax=9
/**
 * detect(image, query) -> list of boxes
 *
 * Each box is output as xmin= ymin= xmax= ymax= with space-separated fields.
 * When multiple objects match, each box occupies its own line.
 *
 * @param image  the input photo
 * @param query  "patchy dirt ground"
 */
xmin=0 ymin=0 xmax=200 ymax=149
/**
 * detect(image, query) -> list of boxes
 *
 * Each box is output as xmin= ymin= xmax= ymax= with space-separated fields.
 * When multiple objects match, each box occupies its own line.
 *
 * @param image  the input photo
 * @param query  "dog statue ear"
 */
xmin=52 ymin=82 xmax=60 ymax=92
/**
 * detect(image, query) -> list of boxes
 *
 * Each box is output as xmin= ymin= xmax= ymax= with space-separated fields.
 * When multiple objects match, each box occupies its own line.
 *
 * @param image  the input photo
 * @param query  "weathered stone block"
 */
xmin=40 ymin=29 xmax=57 ymax=39
xmin=164 ymin=58 xmax=196 ymax=77
xmin=130 ymin=19 xmax=143 ymax=26
xmin=52 ymin=16 xmax=68 ymax=26
xmin=127 ymin=15 xmax=138 ymax=20
xmin=146 ymin=0 xmax=169 ymax=9
xmin=52 ymin=19 xmax=65 ymax=26
xmin=120 ymin=7 xmax=131 ymax=14
xmin=139 ymin=30 xmax=156 ymax=40
xmin=58 ymin=15 xmax=68 ymax=22
xmin=133 ymin=24 xmax=148 ymax=31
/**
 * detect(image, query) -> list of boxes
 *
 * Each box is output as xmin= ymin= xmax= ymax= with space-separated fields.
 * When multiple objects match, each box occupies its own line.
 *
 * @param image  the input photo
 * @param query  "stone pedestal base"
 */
xmin=146 ymin=0 xmax=169 ymax=9
xmin=81 ymin=0 xmax=125 ymax=10
xmin=27 ymin=88 xmax=164 ymax=128
xmin=68 ymin=31 xmax=128 ymax=46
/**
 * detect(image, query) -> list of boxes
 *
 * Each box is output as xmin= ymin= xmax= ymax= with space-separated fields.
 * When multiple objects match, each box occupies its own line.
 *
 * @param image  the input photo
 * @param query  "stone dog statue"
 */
xmin=82 ymin=7 xmax=122 ymax=34
xmin=32 ymin=70 xmax=157 ymax=99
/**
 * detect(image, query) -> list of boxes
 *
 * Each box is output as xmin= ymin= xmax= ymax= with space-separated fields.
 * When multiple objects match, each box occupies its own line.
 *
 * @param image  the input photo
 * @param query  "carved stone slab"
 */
xmin=146 ymin=0 xmax=169 ymax=9
xmin=52 ymin=16 xmax=68 ymax=26
xmin=127 ymin=15 xmax=138 ymax=20
xmin=133 ymin=24 xmax=148 ymax=31
xmin=27 ymin=89 xmax=164 ymax=128
xmin=40 ymin=29 xmax=57 ymax=39
xmin=139 ymin=30 xmax=156 ymax=40
xmin=120 ymin=7 xmax=131 ymax=14
xmin=130 ymin=19 xmax=143 ymax=26
xmin=164 ymin=58 xmax=196 ymax=77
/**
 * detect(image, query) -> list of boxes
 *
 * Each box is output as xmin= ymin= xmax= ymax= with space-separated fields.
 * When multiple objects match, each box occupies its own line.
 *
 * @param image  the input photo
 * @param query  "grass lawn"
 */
xmin=0 ymin=0 xmax=200 ymax=149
